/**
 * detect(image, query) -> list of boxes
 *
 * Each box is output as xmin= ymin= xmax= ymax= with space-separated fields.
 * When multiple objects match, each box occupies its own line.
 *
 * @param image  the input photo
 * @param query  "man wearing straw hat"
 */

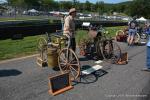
xmin=63 ymin=8 xmax=77 ymax=52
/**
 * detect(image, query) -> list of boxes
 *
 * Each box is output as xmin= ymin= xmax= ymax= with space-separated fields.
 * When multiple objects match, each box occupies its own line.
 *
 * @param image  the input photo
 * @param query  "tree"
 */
xmin=116 ymin=4 xmax=126 ymax=13
xmin=128 ymin=0 xmax=150 ymax=18
xmin=7 ymin=0 xmax=25 ymax=7
xmin=41 ymin=0 xmax=56 ymax=10
xmin=24 ymin=0 xmax=40 ymax=8
xmin=98 ymin=1 xmax=104 ymax=15
xmin=7 ymin=0 xmax=41 ymax=8
xmin=76 ymin=3 xmax=84 ymax=12
xmin=84 ymin=0 xmax=92 ymax=12
xmin=59 ymin=1 xmax=72 ymax=10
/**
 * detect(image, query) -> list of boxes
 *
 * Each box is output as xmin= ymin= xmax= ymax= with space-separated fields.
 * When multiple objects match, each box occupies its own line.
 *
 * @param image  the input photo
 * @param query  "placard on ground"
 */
xmin=48 ymin=72 xmax=73 ymax=96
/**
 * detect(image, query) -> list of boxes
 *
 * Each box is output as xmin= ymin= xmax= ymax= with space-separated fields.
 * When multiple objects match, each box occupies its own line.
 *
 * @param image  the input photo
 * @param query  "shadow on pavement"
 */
xmin=79 ymin=54 xmax=103 ymax=61
xmin=73 ymin=65 xmax=108 ymax=85
xmin=79 ymin=57 xmax=89 ymax=61
xmin=52 ymin=67 xmax=60 ymax=71
xmin=0 ymin=69 xmax=22 ymax=77
xmin=80 ymin=69 xmax=108 ymax=84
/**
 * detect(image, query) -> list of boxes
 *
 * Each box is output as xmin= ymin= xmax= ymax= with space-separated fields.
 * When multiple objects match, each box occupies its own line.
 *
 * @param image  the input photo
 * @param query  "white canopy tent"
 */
xmin=136 ymin=17 xmax=147 ymax=22
xmin=28 ymin=9 xmax=38 ymax=13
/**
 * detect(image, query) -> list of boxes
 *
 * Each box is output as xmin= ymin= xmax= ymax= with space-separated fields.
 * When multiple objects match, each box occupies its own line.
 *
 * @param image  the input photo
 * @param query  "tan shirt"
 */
xmin=63 ymin=15 xmax=75 ymax=38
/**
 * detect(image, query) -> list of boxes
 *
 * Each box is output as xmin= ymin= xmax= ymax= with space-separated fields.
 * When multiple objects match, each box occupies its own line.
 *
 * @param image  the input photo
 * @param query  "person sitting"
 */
xmin=127 ymin=16 xmax=138 ymax=45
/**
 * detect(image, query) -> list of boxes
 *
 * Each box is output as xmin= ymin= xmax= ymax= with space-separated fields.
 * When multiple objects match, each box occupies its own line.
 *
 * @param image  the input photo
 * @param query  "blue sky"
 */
xmin=0 ymin=0 xmax=132 ymax=4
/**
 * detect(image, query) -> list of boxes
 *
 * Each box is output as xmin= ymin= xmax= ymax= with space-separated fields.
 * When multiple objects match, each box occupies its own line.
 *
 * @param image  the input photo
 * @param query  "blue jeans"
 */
xmin=128 ymin=29 xmax=137 ymax=37
xmin=146 ymin=46 xmax=150 ymax=68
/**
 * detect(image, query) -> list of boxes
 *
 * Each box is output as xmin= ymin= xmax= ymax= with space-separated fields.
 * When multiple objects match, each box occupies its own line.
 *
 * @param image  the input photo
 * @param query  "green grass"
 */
xmin=0 ymin=35 xmax=41 ymax=60
xmin=75 ymin=26 xmax=127 ymax=44
xmin=0 ymin=26 xmax=127 ymax=61
xmin=0 ymin=16 xmax=51 ymax=21
xmin=105 ymin=26 xmax=127 ymax=37
xmin=76 ymin=30 xmax=89 ymax=44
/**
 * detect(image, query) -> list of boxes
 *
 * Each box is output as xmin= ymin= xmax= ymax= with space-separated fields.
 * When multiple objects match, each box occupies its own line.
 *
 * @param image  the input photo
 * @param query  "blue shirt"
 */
xmin=147 ymin=36 xmax=150 ymax=46
xmin=146 ymin=28 xmax=150 ymax=35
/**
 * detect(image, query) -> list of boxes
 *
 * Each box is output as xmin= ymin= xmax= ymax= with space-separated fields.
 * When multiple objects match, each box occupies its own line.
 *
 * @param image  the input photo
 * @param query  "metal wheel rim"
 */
xmin=100 ymin=40 xmax=121 ymax=63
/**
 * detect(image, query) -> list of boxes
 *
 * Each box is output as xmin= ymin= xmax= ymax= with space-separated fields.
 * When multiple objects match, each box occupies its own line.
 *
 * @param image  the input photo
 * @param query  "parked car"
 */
xmin=79 ymin=15 xmax=92 ymax=19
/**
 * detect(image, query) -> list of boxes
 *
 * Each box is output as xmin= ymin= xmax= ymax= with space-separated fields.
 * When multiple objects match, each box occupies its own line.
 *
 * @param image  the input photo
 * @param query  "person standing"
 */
xmin=142 ymin=24 xmax=150 ymax=71
xmin=63 ymin=8 xmax=77 ymax=52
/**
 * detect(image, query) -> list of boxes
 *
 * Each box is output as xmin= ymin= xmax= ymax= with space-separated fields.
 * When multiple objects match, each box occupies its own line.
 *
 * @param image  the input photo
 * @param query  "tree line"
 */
xmin=6 ymin=0 xmax=150 ymax=18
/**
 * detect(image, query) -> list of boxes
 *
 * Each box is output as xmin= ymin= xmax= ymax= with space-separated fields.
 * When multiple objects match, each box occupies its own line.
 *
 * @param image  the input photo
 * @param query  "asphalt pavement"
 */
xmin=0 ymin=42 xmax=150 ymax=100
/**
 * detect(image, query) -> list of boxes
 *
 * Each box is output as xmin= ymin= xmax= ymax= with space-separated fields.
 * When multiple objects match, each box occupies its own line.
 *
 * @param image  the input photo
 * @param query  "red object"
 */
xmin=80 ymin=50 xmax=86 ymax=56
xmin=116 ymin=35 xmax=127 ymax=42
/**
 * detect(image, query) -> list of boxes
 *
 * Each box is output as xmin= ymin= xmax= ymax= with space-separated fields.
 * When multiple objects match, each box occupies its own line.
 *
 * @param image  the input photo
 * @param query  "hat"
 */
xmin=69 ymin=8 xmax=76 ymax=14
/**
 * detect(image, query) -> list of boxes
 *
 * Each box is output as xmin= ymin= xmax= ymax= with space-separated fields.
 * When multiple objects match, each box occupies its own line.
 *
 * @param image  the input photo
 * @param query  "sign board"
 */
xmin=48 ymin=72 xmax=73 ymax=96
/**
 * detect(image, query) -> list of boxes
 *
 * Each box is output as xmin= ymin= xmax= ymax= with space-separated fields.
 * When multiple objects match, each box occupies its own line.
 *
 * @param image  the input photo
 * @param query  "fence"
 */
xmin=0 ymin=19 xmax=127 ymax=40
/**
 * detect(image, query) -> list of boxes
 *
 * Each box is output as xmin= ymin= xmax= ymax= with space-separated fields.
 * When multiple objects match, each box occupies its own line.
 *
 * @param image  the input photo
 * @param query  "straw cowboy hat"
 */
xmin=69 ymin=8 xmax=76 ymax=14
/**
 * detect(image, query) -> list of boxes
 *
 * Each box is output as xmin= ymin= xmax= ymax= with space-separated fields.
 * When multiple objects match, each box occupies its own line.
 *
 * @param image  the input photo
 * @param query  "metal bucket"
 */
xmin=47 ymin=48 xmax=58 ymax=68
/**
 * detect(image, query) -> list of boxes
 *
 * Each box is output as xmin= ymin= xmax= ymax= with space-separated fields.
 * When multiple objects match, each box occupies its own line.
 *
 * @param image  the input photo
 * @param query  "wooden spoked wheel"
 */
xmin=100 ymin=40 xmax=121 ymax=63
xmin=58 ymin=48 xmax=80 ymax=81
xmin=37 ymin=37 xmax=48 ymax=62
